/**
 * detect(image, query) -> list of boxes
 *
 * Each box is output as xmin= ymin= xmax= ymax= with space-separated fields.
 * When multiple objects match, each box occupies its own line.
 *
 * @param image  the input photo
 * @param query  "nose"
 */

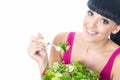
xmin=88 ymin=18 xmax=97 ymax=28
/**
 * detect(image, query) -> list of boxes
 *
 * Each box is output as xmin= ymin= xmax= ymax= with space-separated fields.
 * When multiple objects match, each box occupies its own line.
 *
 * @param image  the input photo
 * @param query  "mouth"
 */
xmin=86 ymin=29 xmax=98 ymax=35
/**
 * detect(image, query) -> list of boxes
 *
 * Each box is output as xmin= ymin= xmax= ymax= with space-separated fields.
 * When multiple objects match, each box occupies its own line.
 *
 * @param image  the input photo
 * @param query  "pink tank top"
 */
xmin=63 ymin=32 xmax=75 ymax=64
xmin=99 ymin=47 xmax=120 ymax=80
xmin=63 ymin=32 xmax=120 ymax=80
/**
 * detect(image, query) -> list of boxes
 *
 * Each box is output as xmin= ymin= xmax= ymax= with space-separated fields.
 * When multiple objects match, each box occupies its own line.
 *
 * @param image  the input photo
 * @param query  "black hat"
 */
xmin=87 ymin=0 xmax=120 ymax=25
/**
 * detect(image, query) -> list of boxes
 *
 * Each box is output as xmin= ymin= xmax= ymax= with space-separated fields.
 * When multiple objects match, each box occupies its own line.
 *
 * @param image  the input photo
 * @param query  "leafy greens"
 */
xmin=42 ymin=61 xmax=99 ymax=80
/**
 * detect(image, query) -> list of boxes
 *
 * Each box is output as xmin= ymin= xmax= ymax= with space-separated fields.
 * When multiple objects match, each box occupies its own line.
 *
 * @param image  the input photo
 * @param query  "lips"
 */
xmin=86 ymin=29 xmax=98 ymax=35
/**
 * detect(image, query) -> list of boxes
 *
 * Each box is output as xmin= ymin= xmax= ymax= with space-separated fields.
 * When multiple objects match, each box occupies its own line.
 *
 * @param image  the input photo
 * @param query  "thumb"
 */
xmin=38 ymin=33 xmax=44 ymax=39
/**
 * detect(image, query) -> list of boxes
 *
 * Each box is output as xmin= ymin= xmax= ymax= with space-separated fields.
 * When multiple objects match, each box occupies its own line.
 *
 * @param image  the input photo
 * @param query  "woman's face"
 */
xmin=83 ymin=10 xmax=117 ymax=42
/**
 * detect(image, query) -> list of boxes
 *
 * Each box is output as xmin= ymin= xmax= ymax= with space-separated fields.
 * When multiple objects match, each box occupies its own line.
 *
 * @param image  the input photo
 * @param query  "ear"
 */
xmin=111 ymin=25 xmax=120 ymax=34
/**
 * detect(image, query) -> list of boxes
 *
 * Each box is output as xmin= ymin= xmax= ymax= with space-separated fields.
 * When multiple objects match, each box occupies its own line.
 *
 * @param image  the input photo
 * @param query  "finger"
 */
xmin=31 ymin=34 xmax=46 ymax=45
xmin=28 ymin=44 xmax=46 ymax=57
xmin=31 ymin=40 xmax=46 ymax=48
xmin=28 ymin=46 xmax=47 ymax=62
xmin=38 ymin=33 xmax=44 ymax=39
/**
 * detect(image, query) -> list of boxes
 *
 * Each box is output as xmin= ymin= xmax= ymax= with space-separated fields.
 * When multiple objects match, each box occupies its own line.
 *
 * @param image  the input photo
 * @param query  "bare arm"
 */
xmin=49 ymin=32 xmax=68 ymax=66
xmin=27 ymin=32 xmax=69 ymax=73
xmin=112 ymin=55 xmax=120 ymax=80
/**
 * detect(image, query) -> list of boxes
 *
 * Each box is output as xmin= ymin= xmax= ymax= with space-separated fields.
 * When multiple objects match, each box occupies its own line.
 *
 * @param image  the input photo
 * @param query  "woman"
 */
xmin=27 ymin=0 xmax=120 ymax=80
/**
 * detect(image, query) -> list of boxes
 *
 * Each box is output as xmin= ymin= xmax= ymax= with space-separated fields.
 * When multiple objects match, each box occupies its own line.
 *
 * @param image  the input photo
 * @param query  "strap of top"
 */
xmin=100 ymin=47 xmax=120 ymax=80
xmin=63 ymin=32 xmax=75 ymax=64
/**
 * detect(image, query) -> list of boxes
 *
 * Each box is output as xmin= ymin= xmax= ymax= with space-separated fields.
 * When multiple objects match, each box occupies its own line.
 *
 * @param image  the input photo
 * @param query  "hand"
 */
xmin=27 ymin=33 xmax=48 ymax=73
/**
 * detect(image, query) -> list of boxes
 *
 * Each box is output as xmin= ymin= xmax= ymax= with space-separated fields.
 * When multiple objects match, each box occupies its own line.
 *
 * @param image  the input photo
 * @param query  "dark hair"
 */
xmin=87 ymin=0 xmax=120 ymax=46
xmin=110 ymin=31 xmax=120 ymax=46
xmin=87 ymin=0 xmax=120 ymax=25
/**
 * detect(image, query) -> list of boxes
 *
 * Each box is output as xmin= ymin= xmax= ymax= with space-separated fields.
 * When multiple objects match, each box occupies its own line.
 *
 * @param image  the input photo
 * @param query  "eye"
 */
xmin=87 ymin=10 xmax=94 ymax=16
xmin=100 ymin=19 xmax=109 ymax=24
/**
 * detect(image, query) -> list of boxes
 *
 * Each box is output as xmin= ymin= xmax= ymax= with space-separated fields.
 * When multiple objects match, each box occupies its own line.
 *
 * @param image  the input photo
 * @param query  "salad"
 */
xmin=58 ymin=41 xmax=70 ymax=52
xmin=42 ymin=61 xmax=99 ymax=80
xmin=41 ymin=41 xmax=99 ymax=80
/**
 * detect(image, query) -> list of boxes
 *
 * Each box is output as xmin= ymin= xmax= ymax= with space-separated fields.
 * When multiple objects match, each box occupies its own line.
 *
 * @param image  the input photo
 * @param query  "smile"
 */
xmin=87 ymin=29 xmax=98 ymax=35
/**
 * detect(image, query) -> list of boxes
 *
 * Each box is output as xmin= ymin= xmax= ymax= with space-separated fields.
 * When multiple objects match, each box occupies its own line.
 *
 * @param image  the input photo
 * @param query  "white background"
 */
xmin=0 ymin=0 xmax=88 ymax=80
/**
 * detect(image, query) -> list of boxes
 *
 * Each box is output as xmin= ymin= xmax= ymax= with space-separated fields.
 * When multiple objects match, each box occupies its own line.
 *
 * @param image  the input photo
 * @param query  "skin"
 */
xmin=28 ymin=10 xmax=120 ymax=80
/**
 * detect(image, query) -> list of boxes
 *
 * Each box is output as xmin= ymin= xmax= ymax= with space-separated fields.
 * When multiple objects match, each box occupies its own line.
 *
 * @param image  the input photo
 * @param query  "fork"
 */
xmin=38 ymin=39 xmax=61 ymax=51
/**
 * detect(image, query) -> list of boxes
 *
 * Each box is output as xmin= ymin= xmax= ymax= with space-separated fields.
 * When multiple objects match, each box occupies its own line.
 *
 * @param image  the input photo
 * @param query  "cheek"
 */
xmin=84 ymin=15 xmax=89 ymax=21
xmin=83 ymin=16 xmax=89 ymax=26
xmin=99 ymin=27 xmax=111 ymax=37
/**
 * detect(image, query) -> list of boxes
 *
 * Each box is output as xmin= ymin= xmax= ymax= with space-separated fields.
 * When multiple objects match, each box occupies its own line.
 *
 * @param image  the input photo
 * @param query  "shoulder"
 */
xmin=52 ymin=32 xmax=68 ymax=45
xmin=52 ymin=32 xmax=82 ymax=44
xmin=52 ymin=32 xmax=79 ymax=45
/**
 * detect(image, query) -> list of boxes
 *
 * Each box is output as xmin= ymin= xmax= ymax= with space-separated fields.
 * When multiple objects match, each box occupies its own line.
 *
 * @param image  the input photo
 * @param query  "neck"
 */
xmin=82 ymin=37 xmax=110 ymax=53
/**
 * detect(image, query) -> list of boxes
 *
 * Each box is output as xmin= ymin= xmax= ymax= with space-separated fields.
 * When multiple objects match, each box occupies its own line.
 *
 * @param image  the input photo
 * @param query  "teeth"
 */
xmin=87 ymin=29 xmax=97 ymax=35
